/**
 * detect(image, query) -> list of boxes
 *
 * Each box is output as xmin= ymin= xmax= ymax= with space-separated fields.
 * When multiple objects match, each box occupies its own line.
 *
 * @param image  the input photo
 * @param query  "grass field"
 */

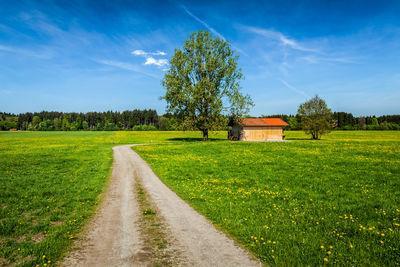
xmin=134 ymin=131 xmax=400 ymax=265
xmin=0 ymin=131 xmax=399 ymax=266
xmin=0 ymin=131 xmax=223 ymax=266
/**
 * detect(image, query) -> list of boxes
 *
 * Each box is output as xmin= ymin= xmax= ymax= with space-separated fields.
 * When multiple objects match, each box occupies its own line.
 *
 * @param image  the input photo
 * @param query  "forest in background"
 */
xmin=1 ymin=110 xmax=400 ymax=131
xmin=264 ymin=112 xmax=400 ymax=130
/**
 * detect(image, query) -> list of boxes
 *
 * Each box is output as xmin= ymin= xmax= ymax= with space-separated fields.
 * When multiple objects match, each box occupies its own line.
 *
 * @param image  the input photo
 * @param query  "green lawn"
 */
xmin=1 ymin=131 xmax=399 ymax=266
xmin=134 ymin=131 xmax=400 ymax=265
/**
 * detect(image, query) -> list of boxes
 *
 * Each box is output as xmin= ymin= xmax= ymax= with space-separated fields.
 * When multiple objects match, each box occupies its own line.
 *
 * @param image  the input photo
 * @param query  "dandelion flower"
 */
xmin=320 ymin=245 xmax=325 ymax=249
xmin=324 ymin=258 xmax=328 ymax=262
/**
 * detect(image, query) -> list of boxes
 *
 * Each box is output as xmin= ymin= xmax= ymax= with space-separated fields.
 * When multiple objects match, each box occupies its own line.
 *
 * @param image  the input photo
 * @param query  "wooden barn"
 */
xmin=229 ymin=118 xmax=288 ymax=141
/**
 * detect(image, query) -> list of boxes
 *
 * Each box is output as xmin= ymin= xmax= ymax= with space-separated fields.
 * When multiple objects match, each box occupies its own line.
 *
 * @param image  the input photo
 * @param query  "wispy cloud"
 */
xmin=0 ymin=44 xmax=15 ymax=53
xmin=132 ymin=49 xmax=166 ymax=56
xmin=0 ymin=44 xmax=52 ymax=59
xmin=238 ymin=25 xmax=319 ymax=53
xmin=279 ymin=79 xmax=309 ymax=98
xmin=180 ymin=6 xmax=246 ymax=55
xmin=95 ymin=59 xmax=159 ymax=78
xmin=301 ymin=55 xmax=357 ymax=64
xmin=181 ymin=5 xmax=226 ymax=41
xmin=0 ymin=89 xmax=13 ymax=95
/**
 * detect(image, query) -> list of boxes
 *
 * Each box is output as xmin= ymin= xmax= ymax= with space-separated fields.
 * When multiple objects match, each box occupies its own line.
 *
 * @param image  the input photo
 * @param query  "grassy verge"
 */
xmin=134 ymin=131 xmax=400 ymax=265
xmin=0 ymin=132 xmax=115 ymax=266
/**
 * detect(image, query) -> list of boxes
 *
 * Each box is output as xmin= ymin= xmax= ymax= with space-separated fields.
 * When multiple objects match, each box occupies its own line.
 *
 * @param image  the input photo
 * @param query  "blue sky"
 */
xmin=0 ymin=0 xmax=399 ymax=116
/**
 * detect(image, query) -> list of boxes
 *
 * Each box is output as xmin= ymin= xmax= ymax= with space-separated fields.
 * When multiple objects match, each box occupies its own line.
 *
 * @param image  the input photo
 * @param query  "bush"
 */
xmin=0 ymin=120 xmax=16 ymax=130
xmin=389 ymin=123 xmax=400 ymax=130
xmin=103 ymin=122 xmax=119 ymax=131
xmin=133 ymin=125 xmax=158 ymax=131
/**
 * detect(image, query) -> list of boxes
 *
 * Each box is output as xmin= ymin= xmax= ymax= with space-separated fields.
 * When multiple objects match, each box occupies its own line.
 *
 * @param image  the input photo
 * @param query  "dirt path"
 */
xmin=62 ymin=145 xmax=149 ymax=267
xmin=62 ymin=145 xmax=261 ymax=266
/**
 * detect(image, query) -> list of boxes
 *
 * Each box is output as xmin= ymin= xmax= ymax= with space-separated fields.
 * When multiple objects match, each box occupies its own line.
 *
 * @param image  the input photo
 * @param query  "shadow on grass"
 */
xmin=168 ymin=138 xmax=225 ymax=142
xmin=285 ymin=138 xmax=326 ymax=141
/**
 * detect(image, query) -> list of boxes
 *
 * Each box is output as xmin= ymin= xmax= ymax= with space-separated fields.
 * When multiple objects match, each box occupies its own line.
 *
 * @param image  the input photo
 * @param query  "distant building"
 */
xmin=229 ymin=118 xmax=288 ymax=141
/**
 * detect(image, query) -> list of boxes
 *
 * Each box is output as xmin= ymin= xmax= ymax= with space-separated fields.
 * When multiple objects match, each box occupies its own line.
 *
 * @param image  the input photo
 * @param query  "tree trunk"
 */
xmin=311 ymin=131 xmax=319 ymax=140
xmin=202 ymin=129 xmax=209 ymax=141
xmin=311 ymin=131 xmax=316 ymax=140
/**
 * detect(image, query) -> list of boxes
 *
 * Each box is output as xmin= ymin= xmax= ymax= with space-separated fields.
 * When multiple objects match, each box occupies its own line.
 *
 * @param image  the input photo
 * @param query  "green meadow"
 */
xmin=0 ymin=131 xmax=223 ymax=266
xmin=134 ymin=131 xmax=400 ymax=265
xmin=0 ymin=131 xmax=399 ymax=266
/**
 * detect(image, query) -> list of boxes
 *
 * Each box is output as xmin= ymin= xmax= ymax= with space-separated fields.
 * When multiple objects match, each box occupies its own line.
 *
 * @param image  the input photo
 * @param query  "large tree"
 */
xmin=162 ymin=30 xmax=253 ymax=140
xmin=298 ymin=95 xmax=332 ymax=140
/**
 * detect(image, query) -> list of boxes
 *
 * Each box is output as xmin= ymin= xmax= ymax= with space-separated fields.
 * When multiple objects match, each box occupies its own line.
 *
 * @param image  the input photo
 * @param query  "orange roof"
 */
xmin=241 ymin=118 xmax=288 ymax=127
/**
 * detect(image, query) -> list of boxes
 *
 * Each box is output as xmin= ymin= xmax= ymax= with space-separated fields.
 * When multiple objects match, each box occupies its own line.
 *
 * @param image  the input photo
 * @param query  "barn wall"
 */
xmin=241 ymin=126 xmax=283 ymax=141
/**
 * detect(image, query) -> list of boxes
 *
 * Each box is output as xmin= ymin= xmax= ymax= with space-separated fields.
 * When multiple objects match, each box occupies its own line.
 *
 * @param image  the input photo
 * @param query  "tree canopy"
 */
xmin=297 ymin=95 xmax=332 ymax=140
xmin=162 ymin=30 xmax=253 ymax=140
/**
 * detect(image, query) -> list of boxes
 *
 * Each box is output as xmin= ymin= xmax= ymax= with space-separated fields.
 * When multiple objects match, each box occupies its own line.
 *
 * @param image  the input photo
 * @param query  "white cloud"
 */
xmin=132 ymin=49 xmax=146 ymax=56
xmin=131 ymin=49 xmax=168 ymax=68
xmin=144 ymin=57 xmax=168 ymax=67
xmin=131 ymin=49 xmax=166 ymax=56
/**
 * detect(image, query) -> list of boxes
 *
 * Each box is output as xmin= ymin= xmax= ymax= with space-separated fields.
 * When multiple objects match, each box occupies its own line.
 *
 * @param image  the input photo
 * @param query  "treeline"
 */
xmin=262 ymin=113 xmax=400 ymax=130
xmin=0 ymin=110 xmax=178 ymax=131
xmin=2 ymin=110 xmax=400 ymax=131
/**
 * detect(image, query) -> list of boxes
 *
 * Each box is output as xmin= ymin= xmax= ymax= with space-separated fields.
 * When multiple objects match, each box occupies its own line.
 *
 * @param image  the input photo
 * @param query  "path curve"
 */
xmin=63 ymin=144 xmax=261 ymax=266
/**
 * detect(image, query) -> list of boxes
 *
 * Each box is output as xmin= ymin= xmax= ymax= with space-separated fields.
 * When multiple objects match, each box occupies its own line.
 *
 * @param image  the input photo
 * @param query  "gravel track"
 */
xmin=62 ymin=144 xmax=261 ymax=267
